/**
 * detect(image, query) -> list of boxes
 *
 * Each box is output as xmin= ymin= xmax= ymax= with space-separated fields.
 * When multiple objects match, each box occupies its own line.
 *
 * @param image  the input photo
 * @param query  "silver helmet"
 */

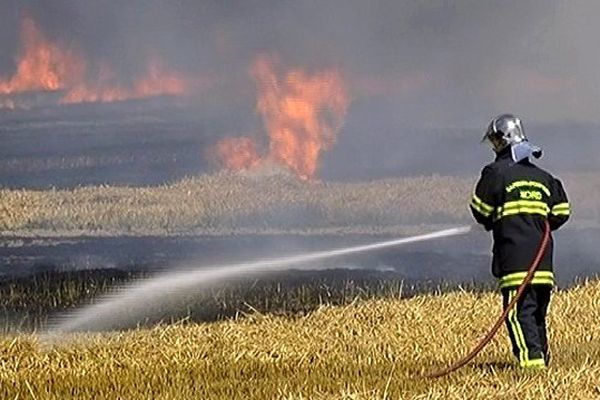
xmin=482 ymin=113 xmax=526 ymax=152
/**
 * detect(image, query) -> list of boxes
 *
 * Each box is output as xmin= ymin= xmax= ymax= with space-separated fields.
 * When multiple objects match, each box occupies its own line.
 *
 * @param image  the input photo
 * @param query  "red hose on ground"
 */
xmin=423 ymin=219 xmax=551 ymax=379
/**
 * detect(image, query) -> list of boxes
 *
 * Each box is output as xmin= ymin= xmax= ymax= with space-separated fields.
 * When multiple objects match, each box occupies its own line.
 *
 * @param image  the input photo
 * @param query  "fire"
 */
xmin=134 ymin=58 xmax=186 ymax=97
xmin=214 ymin=55 xmax=349 ymax=180
xmin=0 ymin=16 xmax=188 ymax=108
xmin=59 ymin=63 xmax=130 ymax=104
xmin=213 ymin=137 xmax=261 ymax=171
xmin=60 ymin=59 xmax=186 ymax=104
xmin=0 ymin=16 xmax=81 ymax=95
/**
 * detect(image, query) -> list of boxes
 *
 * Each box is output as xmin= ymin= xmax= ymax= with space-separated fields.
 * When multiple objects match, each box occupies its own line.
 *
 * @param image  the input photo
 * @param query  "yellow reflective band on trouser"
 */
xmin=506 ymin=181 xmax=551 ymax=197
xmin=500 ymin=271 xmax=554 ymax=289
xmin=495 ymin=200 xmax=549 ymax=220
xmin=470 ymin=194 xmax=494 ymax=217
xmin=521 ymin=358 xmax=546 ymax=369
xmin=551 ymin=202 xmax=571 ymax=216
xmin=507 ymin=289 xmax=529 ymax=366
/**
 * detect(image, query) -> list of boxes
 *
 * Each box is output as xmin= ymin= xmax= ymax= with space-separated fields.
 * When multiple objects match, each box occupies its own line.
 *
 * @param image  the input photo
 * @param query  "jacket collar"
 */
xmin=495 ymin=146 xmax=512 ymax=161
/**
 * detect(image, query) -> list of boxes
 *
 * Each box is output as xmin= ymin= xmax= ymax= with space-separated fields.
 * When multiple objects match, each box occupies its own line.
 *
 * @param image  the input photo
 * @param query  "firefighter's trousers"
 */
xmin=501 ymin=285 xmax=551 ymax=368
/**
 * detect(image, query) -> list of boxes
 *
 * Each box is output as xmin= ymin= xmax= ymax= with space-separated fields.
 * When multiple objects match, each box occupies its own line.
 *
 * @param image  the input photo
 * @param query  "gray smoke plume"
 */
xmin=1 ymin=1 xmax=599 ymax=183
xmin=1 ymin=1 xmax=600 ymax=125
xmin=0 ymin=2 xmax=598 ymax=321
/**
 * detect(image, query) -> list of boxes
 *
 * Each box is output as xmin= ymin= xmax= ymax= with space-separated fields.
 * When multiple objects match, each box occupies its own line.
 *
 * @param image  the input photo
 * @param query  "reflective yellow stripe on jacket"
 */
xmin=499 ymin=271 xmax=554 ymax=289
xmin=470 ymin=194 xmax=494 ymax=217
xmin=494 ymin=200 xmax=550 ymax=220
xmin=551 ymin=202 xmax=571 ymax=216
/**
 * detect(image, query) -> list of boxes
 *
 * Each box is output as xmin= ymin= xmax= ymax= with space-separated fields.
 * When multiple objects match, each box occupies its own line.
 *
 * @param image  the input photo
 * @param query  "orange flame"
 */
xmin=60 ymin=59 xmax=186 ymax=104
xmin=214 ymin=55 xmax=349 ymax=180
xmin=1 ymin=16 xmax=188 ymax=108
xmin=0 ymin=16 xmax=81 ymax=95
xmin=59 ymin=63 xmax=126 ymax=104
xmin=213 ymin=137 xmax=261 ymax=171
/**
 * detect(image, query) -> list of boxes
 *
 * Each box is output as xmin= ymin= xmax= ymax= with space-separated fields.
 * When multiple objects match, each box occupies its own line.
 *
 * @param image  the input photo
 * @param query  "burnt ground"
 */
xmin=1 ymin=228 xmax=599 ymax=287
xmin=0 ymin=228 xmax=596 ymax=332
xmin=2 ymin=100 xmax=600 ymax=189
xmin=1 ymin=101 xmax=599 ymax=330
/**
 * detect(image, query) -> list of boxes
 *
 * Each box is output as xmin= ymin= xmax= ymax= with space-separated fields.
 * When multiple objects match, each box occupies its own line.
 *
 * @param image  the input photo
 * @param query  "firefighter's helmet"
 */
xmin=482 ymin=114 xmax=527 ymax=152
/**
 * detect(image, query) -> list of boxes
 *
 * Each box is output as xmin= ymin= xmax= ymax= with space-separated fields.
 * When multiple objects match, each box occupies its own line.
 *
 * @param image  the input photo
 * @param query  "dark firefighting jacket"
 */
xmin=470 ymin=147 xmax=570 ymax=288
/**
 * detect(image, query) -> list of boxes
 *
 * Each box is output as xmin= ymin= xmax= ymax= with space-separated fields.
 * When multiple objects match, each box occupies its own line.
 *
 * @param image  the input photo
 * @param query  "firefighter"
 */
xmin=470 ymin=114 xmax=570 ymax=369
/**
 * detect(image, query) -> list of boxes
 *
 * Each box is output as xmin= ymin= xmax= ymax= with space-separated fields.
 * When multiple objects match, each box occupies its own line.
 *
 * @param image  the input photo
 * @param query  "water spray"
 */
xmin=47 ymin=225 xmax=472 ymax=335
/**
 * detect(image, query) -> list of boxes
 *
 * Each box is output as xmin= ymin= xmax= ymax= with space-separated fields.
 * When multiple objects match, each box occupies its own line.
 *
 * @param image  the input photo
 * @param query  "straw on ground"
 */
xmin=2 ymin=279 xmax=599 ymax=399
xmin=1 ymin=172 xmax=597 ymax=235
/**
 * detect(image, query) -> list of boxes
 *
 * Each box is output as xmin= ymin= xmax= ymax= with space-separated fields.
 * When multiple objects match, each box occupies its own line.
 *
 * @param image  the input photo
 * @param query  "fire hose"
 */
xmin=423 ymin=219 xmax=551 ymax=378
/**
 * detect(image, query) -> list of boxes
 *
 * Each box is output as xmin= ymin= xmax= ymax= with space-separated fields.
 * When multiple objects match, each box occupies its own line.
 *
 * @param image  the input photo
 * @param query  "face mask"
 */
xmin=510 ymin=141 xmax=543 ymax=164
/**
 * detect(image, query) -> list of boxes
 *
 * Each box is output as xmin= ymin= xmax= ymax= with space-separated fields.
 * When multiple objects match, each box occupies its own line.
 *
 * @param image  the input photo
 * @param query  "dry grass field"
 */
xmin=1 ymin=172 xmax=599 ymax=398
xmin=1 ymin=172 xmax=598 ymax=235
xmin=1 ymin=279 xmax=599 ymax=399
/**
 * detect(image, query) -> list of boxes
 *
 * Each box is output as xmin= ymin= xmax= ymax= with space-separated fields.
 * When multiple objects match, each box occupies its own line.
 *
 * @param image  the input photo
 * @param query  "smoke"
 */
xmin=1 ymin=1 xmax=599 ymax=182
xmin=1 ymin=1 xmax=600 ymax=123
xmin=0 ymin=2 xmax=598 ymax=328
xmin=47 ymin=226 xmax=471 ymax=334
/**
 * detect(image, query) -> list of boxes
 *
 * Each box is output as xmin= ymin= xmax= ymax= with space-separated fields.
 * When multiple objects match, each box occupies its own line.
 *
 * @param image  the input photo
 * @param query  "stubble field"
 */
xmin=1 ymin=279 xmax=600 ymax=399
xmin=1 ymin=172 xmax=598 ymax=235
xmin=1 ymin=172 xmax=599 ymax=398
